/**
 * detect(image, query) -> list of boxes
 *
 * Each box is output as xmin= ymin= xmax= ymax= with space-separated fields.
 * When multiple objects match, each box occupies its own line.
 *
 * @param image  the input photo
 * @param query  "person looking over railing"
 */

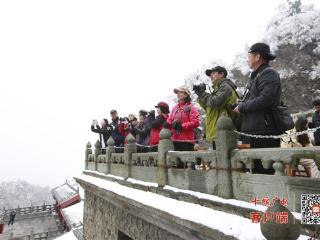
xmin=167 ymin=86 xmax=200 ymax=151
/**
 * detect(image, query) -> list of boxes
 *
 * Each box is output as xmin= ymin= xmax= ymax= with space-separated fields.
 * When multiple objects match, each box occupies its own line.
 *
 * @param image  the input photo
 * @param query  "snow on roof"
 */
xmin=61 ymin=201 xmax=84 ymax=229
xmin=52 ymin=183 xmax=79 ymax=204
xmin=77 ymin=174 xmax=309 ymax=240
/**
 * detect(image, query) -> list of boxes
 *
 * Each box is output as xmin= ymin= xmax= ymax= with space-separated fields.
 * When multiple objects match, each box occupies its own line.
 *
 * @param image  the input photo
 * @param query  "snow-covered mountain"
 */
xmin=0 ymin=180 xmax=54 ymax=209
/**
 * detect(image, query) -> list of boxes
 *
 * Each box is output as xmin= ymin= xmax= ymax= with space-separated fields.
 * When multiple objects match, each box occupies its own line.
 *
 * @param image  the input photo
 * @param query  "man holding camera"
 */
xmin=233 ymin=42 xmax=281 ymax=174
xmin=194 ymin=66 xmax=238 ymax=149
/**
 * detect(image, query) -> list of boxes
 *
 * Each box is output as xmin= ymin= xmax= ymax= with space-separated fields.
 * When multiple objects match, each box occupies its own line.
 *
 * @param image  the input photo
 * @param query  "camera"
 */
xmin=192 ymin=83 xmax=206 ymax=92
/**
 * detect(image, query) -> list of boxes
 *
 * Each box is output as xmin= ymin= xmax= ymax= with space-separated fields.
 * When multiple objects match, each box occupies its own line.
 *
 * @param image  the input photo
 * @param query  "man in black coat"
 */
xmin=8 ymin=211 xmax=16 ymax=225
xmin=234 ymin=43 xmax=282 ymax=173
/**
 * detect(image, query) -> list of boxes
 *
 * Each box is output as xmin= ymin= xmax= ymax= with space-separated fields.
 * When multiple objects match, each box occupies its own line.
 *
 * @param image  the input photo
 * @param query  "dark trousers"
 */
xmin=137 ymin=146 xmax=148 ymax=153
xmin=242 ymin=137 xmax=280 ymax=174
xmin=173 ymin=142 xmax=194 ymax=151
xmin=8 ymin=217 xmax=15 ymax=225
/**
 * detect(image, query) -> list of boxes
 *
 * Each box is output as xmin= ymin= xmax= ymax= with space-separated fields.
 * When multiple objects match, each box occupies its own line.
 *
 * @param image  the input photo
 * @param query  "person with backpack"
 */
xmin=167 ymin=86 xmax=200 ymax=151
xmin=233 ymin=42 xmax=282 ymax=174
xmin=193 ymin=66 xmax=238 ymax=149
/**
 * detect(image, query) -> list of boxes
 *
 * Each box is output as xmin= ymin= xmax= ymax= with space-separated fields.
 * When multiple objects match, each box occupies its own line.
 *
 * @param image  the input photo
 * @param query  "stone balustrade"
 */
xmin=1 ymin=204 xmax=55 ymax=220
xmin=85 ymin=115 xmax=320 ymax=212
xmin=231 ymin=147 xmax=320 ymax=175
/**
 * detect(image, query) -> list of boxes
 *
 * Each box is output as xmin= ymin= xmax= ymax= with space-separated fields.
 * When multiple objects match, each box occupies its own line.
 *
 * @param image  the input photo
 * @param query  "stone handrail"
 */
xmin=85 ymin=114 xmax=320 ymax=210
xmin=1 ymin=204 xmax=55 ymax=219
xmin=132 ymin=152 xmax=158 ymax=167
xmin=166 ymin=150 xmax=216 ymax=169
xmin=231 ymin=147 xmax=320 ymax=175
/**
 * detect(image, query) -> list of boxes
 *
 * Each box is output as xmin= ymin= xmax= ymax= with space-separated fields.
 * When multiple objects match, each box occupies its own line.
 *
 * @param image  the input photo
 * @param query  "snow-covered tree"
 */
xmin=0 ymin=180 xmax=53 ymax=209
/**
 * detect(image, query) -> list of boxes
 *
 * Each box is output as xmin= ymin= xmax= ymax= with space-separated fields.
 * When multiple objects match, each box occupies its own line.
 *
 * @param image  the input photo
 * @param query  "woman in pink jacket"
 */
xmin=167 ymin=86 xmax=200 ymax=151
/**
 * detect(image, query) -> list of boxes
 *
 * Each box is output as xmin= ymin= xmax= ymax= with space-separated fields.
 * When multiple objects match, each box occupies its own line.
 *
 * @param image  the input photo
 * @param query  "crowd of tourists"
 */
xmin=91 ymin=42 xmax=320 ymax=178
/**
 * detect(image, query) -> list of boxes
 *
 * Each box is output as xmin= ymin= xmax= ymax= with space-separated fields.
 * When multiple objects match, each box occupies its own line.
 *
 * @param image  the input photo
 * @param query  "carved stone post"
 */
xmin=124 ymin=133 xmax=136 ymax=179
xmin=94 ymin=140 xmax=101 ymax=171
xmin=216 ymin=114 xmax=237 ymax=199
xmin=157 ymin=127 xmax=173 ymax=187
xmin=85 ymin=142 xmax=92 ymax=170
xmin=106 ymin=137 xmax=115 ymax=174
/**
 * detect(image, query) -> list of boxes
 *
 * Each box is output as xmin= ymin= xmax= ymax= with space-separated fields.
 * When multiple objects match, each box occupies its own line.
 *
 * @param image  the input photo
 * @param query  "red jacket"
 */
xmin=150 ymin=114 xmax=169 ymax=146
xmin=167 ymin=101 xmax=200 ymax=143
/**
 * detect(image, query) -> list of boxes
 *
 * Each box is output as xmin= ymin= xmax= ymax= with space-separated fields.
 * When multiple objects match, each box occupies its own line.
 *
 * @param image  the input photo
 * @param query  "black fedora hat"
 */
xmin=248 ymin=42 xmax=276 ymax=60
xmin=205 ymin=66 xmax=228 ymax=77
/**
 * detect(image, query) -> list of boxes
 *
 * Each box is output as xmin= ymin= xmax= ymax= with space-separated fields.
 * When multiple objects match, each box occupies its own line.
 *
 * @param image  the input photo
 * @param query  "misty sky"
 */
xmin=1 ymin=0 xmax=319 ymax=187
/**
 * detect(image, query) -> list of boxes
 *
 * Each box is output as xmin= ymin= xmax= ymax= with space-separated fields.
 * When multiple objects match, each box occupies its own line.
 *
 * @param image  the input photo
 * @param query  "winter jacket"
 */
xmin=167 ymin=101 xmax=200 ymax=143
xmin=238 ymin=64 xmax=281 ymax=134
xmin=119 ymin=120 xmax=138 ymax=139
xmin=91 ymin=125 xmax=112 ymax=148
xmin=110 ymin=117 xmax=125 ymax=147
xmin=133 ymin=118 xmax=151 ymax=146
xmin=150 ymin=113 xmax=169 ymax=145
xmin=309 ymin=111 xmax=320 ymax=145
xmin=198 ymin=78 xmax=238 ymax=141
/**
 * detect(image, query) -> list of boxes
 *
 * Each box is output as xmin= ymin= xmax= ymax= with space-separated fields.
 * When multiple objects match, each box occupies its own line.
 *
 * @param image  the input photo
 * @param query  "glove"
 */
xmin=172 ymin=120 xmax=182 ymax=133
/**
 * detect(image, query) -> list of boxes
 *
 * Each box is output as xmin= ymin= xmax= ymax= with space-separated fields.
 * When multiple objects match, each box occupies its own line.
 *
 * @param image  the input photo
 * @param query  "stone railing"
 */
xmin=1 ymin=204 xmax=55 ymax=221
xmin=85 ymin=115 xmax=320 ymax=212
xmin=231 ymin=147 xmax=320 ymax=175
